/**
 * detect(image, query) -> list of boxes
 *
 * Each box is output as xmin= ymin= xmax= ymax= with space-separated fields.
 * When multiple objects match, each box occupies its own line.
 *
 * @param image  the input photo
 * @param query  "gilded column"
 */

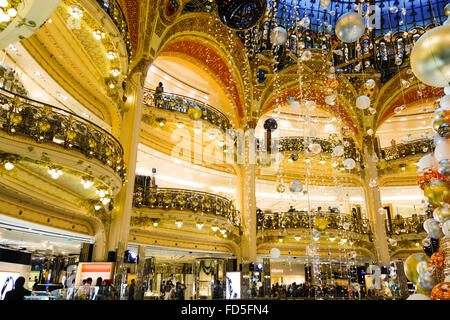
xmin=362 ymin=136 xmax=391 ymax=266
xmin=235 ymin=120 xmax=258 ymax=265
xmin=106 ymin=60 xmax=150 ymax=257
xmin=237 ymin=163 xmax=257 ymax=263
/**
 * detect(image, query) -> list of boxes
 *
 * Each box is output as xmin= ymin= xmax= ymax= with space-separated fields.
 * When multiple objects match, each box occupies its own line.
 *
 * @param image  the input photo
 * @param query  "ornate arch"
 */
xmin=373 ymin=69 xmax=444 ymax=130
xmin=154 ymin=13 xmax=253 ymax=125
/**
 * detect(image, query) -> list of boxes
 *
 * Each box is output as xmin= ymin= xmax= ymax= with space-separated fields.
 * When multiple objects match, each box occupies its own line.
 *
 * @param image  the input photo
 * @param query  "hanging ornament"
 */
xmin=424 ymin=179 xmax=450 ymax=206
xmin=410 ymin=24 xmax=450 ymax=87
xmin=356 ymin=95 xmax=371 ymax=110
xmin=377 ymin=159 xmax=387 ymax=170
xmin=306 ymin=244 xmax=316 ymax=256
xmin=423 ymin=218 xmax=444 ymax=239
xmin=305 ymin=100 xmax=316 ymax=110
xmin=288 ymin=96 xmax=300 ymax=111
xmin=441 ymin=219 xmax=450 ymax=238
xmin=301 ymin=50 xmax=312 ymax=61
xmin=332 ymin=145 xmax=344 ymax=157
xmin=270 ymin=26 xmax=288 ymax=46
xmin=312 ymin=229 xmax=321 ymax=240
xmin=216 ymin=0 xmax=266 ymax=30
xmin=417 ymin=154 xmax=435 ymax=171
xmin=434 ymin=139 xmax=450 ymax=163
xmin=290 ymin=153 xmax=299 ymax=162
xmin=431 ymin=282 xmax=450 ymax=300
xmin=438 ymin=159 xmax=450 ymax=176
xmin=289 ymin=180 xmax=303 ymax=193
xmin=404 ymin=253 xmax=429 ymax=284
xmin=440 ymin=95 xmax=450 ymax=110
xmin=343 ymin=158 xmax=356 ymax=170
xmin=276 ymin=184 xmax=286 ymax=193
xmin=324 ymin=76 xmax=339 ymax=90
xmin=325 ymin=94 xmax=336 ymax=105
xmin=394 ymin=105 xmax=406 ymax=114
xmin=320 ymin=0 xmax=330 ymax=8
xmin=309 ymin=143 xmax=322 ymax=154
xmin=335 ymin=12 xmax=365 ymax=43
xmin=270 ymin=247 xmax=281 ymax=259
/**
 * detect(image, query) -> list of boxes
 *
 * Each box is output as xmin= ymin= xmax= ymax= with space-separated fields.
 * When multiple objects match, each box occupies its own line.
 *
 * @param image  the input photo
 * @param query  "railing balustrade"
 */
xmin=380 ymin=139 xmax=434 ymax=161
xmin=143 ymin=88 xmax=232 ymax=131
xmin=257 ymin=211 xmax=371 ymax=235
xmin=95 ymin=0 xmax=131 ymax=56
xmin=0 ymin=87 xmax=125 ymax=179
xmin=133 ymin=180 xmax=240 ymax=227
xmin=385 ymin=214 xmax=428 ymax=236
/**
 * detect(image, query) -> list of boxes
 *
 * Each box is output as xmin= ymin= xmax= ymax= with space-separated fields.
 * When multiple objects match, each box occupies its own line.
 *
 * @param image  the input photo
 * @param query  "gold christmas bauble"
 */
xmin=404 ymin=253 xmax=429 ymax=284
xmin=411 ymin=25 xmax=450 ymax=87
xmin=424 ymin=179 xmax=450 ymax=206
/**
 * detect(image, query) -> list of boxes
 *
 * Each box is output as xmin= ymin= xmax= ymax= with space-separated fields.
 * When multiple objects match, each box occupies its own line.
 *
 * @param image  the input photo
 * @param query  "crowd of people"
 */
xmin=160 ymin=280 xmax=186 ymax=300
xmin=269 ymin=282 xmax=374 ymax=299
xmin=71 ymin=277 xmax=116 ymax=300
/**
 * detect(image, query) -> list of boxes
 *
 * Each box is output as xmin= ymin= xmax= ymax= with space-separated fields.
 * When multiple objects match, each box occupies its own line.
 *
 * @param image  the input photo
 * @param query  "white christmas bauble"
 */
xmin=270 ymin=27 xmax=288 ymax=46
xmin=270 ymin=248 xmax=281 ymax=258
xmin=440 ymin=95 xmax=450 ymax=110
xmin=356 ymin=95 xmax=371 ymax=110
xmin=417 ymin=153 xmax=435 ymax=171
xmin=332 ymin=145 xmax=345 ymax=157
xmin=343 ymin=158 xmax=356 ymax=170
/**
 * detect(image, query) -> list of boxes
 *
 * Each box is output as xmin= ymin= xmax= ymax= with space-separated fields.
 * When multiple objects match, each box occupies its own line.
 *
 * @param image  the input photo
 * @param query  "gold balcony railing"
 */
xmin=133 ymin=178 xmax=240 ymax=227
xmin=380 ymin=139 xmax=434 ymax=161
xmin=0 ymin=87 xmax=125 ymax=179
xmin=257 ymin=211 xmax=371 ymax=236
xmin=385 ymin=215 xmax=428 ymax=237
xmin=261 ymin=136 xmax=361 ymax=162
xmin=95 ymin=0 xmax=131 ymax=56
xmin=143 ymin=88 xmax=233 ymax=131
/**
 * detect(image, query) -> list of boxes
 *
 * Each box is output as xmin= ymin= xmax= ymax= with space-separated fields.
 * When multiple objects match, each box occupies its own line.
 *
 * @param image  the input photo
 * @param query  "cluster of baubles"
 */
xmin=405 ymin=8 xmax=450 ymax=299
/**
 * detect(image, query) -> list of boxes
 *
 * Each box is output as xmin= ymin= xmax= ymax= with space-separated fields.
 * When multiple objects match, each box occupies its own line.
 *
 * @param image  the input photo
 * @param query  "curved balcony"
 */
xmin=95 ymin=0 xmax=131 ymax=56
xmin=385 ymin=215 xmax=428 ymax=237
xmin=260 ymin=136 xmax=361 ymax=163
xmin=379 ymin=139 xmax=434 ymax=161
xmin=143 ymin=89 xmax=233 ymax=131
xmin=133 ymin=178 xmax=240 ymax=228
xmin=0 ymin=87 xmax=125 ymax=179
xmin=257 ymin=211 xmax=371 ymax=236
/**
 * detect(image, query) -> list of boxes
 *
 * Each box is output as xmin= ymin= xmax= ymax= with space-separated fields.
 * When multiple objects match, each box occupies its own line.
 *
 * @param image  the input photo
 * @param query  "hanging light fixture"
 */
xmin=48 ymin=167 xmax=63 ymax=179
xmin=81 ymin=176 xmax=94 ymax=189
xmin=68 ymin=5 xmax=83 ymax=19
xmin=4 ymin=160 xmax=14 ymax=170
xmin=93 ymin=30 xmax=105 ymax=40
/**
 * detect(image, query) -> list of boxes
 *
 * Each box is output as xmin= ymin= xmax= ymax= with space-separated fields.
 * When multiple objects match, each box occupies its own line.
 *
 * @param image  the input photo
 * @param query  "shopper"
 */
xmin=175 ymin=282 xmax=185 ymax=300
xmin=164 ymin=286 xmax=176 ymax=300
xmin=75 ymin=277 xmax=92 ymax=300
xmin=102 ymin=279 xmax=115 ymax=300
xmin=4 ymin=277 xmax=31 ymax=300
xmin=95 ymin=277 xmax=103 ymax=300
xmin=128 ymin=279 xmax=136 ymax=300
xmin=212 ymin=282 xmax=223 ymax=299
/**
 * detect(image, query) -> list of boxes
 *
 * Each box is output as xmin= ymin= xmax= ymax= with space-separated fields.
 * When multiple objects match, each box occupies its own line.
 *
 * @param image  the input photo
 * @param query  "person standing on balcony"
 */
xmin=155 ymin=82 xmax=164 ymax=100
